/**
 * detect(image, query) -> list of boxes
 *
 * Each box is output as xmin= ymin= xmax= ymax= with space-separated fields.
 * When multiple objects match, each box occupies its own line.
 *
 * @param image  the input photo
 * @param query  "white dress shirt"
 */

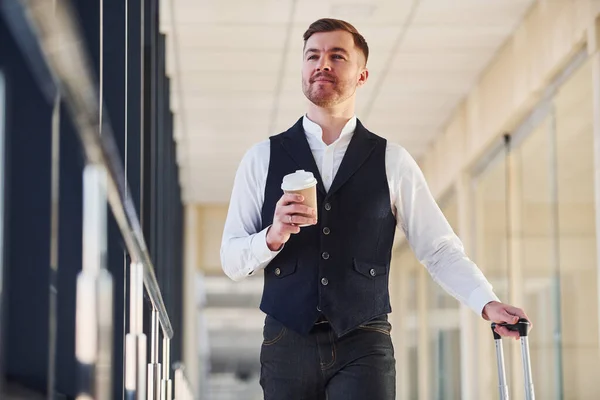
xmin=220 ymin=115 xmax=500 ymax=316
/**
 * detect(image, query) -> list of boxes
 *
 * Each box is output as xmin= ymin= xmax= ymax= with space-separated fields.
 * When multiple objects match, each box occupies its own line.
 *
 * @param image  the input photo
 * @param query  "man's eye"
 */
xmin=307 ymin=55 xmax=318 ymax=60
xmin=332 ymin=55 xmax=344 ymax=60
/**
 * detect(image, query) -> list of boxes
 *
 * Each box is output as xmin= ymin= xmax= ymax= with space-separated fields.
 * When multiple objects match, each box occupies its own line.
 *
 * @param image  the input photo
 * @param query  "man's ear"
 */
xmin=357 ymin=68 xmax=369 ymax=87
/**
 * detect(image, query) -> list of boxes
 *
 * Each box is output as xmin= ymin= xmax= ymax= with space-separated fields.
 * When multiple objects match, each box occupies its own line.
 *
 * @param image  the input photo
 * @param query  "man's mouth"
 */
xmin=311 ymin=74 xmax=335 ymax=84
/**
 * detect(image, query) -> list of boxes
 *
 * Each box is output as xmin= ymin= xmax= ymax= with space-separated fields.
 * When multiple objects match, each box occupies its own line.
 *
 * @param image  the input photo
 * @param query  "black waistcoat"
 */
xmin=260 ymin=117 xmax=397 ymax=336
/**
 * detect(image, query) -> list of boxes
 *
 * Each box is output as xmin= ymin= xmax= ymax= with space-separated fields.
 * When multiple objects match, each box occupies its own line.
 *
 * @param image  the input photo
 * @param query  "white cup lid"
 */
xmin=281 ymin=169 xmax=318 ymax=191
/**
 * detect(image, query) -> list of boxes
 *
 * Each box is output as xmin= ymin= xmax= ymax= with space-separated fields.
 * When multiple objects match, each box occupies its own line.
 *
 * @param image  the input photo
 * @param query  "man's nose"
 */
xmin=316 ymin=59 xmax=331 ymax=71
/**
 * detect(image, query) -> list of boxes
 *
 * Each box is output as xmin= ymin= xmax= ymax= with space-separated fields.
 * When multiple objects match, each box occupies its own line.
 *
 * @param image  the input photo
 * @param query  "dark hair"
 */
xmin=303 ymin=18 xmax=369 ymax=64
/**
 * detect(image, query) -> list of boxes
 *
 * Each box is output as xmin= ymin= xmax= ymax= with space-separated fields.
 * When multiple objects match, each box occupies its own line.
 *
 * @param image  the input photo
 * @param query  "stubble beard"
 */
xmin=302 ymin=79 xmax=356 ymax=108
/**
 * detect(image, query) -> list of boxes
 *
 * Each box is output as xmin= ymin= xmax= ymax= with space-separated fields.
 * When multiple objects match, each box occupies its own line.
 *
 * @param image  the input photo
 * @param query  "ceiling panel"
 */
xmin=361 ymin=109 xmax=443 ymax=129
xmin=169 ymin=24 xmax=289 ymax=51
xmin=182 ymin=93 xmax=274 ymax=110
xmin=177 ymin=71 xmax=279 ymax=93
xmin=366 ymin=89 xmax=456 ymax=110
xmin=162 ymin=0 xmax=294 ymax=25
xmin=165 ymin=0 xmax=535 ymax=205
xmin=294 ymin=0 xmax=416 ymax=25
xmin=382 ymin=71 xmax=476 ymax=95
xmin=401 ymin=25 xmax=511 ymax=52
xmin=185 ymin=122 xmax=270 ymax=140
xmin=177 ymin=50 xmax=282 ymax=72
xmin=415 ymin=0 xmax=532 ymax=25
xmin=184 ymin=109 xmax=272 ymax=125
xmin=287 ymin=23 xmax=404 ymax=51
xmin=391 ymin=50 xmax=489 ymax=73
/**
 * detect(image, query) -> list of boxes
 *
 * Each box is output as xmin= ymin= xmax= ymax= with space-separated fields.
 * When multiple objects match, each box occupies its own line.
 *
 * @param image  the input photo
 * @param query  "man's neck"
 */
xmin=306 ymin=103 xmax=355 ymax=145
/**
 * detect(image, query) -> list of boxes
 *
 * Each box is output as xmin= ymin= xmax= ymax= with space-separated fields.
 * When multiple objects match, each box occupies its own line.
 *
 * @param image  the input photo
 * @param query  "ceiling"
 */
xmin=160 ymin=0 xmax=535 ymax=205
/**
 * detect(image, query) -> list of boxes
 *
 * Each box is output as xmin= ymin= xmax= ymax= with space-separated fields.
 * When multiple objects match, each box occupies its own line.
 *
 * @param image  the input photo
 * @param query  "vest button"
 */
xmin=324 ymin=203 xmax=331 ymax=211
xmin=321 ymin=278 xmax=329 ymax=286
xmin=322 ymin=252 xmax=330 ymax=260
xmin=369 ymin=268 xmax=376 ymax=277
xmin=274 ymin=268 xmax=281 ymax=276
xmin=323 ymin=227 xmax=330 ymax=235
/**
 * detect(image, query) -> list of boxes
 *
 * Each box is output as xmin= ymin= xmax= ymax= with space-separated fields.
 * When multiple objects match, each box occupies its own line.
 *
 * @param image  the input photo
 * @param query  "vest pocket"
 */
xmin=353 ymin=259 xmax=388 ymax=278
xmin=268 ymin=260 xmax=297 ymax=278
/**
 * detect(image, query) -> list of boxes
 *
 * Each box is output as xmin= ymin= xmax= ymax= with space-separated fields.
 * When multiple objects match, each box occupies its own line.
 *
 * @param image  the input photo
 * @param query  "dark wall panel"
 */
xmin=0 ymin=15 xmax=53 ymax=392
xmin=55 ymin=104 xmax=85 ymax=398
xmin=102 ymin=0 xmax=128 ymax=397
xmin=0 ymin=0 xmax=186 ymax=396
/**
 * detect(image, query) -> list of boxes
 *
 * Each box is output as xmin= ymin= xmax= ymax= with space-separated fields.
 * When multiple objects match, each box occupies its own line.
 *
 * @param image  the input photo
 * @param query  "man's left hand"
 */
xmin=482 ymin=301 xmax=531 ymax=340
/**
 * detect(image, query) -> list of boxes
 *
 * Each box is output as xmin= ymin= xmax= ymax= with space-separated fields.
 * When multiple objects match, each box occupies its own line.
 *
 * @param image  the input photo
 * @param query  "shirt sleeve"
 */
xmin=393 ymin=146 xmax=500 ymax=316
xmin=220 ymin=141 xmax=282 ymax=281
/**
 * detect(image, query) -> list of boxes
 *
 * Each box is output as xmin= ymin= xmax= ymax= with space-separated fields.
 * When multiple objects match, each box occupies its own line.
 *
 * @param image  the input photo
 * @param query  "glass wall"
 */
xmin=427 ymin=196 xmax=461 ymax=400
xmin=472 ymin=150 xmax=513 ymax=399
xmin=393 ymin=244 xmax=421 ymax=399
xmin=392 ymin=194 xmax=464 ymax=400
xmin=553 ymin=58 xmax=599 ymax=399
xmin=516 ymin=112 xmax=562 ymax=399
xmin=392 ymin=55 xmax=600 ymax=400
xmin=470 ymin=57 xmax=599 ymax=400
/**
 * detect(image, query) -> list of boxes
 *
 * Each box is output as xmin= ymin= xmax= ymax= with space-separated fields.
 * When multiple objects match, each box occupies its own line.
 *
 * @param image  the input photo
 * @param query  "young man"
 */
xmin=221 ymin=18 xmax=529 ymax=400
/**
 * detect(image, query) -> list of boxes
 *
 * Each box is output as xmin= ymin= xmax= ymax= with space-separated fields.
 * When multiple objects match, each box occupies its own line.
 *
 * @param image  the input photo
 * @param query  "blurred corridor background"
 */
xmin=1 ymin=0 xmax=600 ymax=399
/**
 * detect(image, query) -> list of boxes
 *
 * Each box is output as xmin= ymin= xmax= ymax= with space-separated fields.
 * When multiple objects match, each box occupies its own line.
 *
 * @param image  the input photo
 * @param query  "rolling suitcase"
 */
xmin=491 ymin=318 xmax=535 ymax=400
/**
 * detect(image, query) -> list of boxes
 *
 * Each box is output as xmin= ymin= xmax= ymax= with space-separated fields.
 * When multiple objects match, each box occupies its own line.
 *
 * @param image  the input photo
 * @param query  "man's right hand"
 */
xmin=266 ymin=193 xmax=317 ymax=251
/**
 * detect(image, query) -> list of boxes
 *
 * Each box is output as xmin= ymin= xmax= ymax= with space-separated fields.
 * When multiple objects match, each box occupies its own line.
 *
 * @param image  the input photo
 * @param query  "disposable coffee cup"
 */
xmin=281 ymin=170 xmax=318 ymax=227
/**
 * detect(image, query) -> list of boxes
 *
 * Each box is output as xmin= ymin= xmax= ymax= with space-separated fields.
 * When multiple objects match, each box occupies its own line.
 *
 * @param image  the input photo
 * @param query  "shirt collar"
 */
xmin=302 ymin=114 xmax=357 ymax=143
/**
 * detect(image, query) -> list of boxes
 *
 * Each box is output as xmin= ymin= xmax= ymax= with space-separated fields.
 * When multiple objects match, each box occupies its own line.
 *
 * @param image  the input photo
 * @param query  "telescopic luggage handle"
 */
xmin=491 ymin=318 xmax=531 ymax=339
xmin=490 ymin=319 xmax=535 ymax=400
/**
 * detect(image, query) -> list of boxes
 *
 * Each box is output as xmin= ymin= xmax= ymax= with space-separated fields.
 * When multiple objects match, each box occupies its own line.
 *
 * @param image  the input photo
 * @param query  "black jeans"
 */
xmin=259 ymin=315 xmax=396 ymax=400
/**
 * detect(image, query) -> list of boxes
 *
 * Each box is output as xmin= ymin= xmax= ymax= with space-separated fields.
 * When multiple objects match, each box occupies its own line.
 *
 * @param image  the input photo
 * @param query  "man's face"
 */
xmin=302 ymin=30 xmax=368 ymax=108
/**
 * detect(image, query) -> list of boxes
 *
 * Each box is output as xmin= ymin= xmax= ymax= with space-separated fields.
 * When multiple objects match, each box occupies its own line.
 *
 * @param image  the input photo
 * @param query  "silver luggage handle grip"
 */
xmin=491 ymin=318 xmax=531 ymax=339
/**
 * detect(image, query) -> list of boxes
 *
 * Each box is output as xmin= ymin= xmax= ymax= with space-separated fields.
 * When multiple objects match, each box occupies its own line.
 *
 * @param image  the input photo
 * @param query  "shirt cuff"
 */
xmin=248 ymin=226 xmax=283 ymax=275
xmin=468 ymin=284 xmax=501 ymax=317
